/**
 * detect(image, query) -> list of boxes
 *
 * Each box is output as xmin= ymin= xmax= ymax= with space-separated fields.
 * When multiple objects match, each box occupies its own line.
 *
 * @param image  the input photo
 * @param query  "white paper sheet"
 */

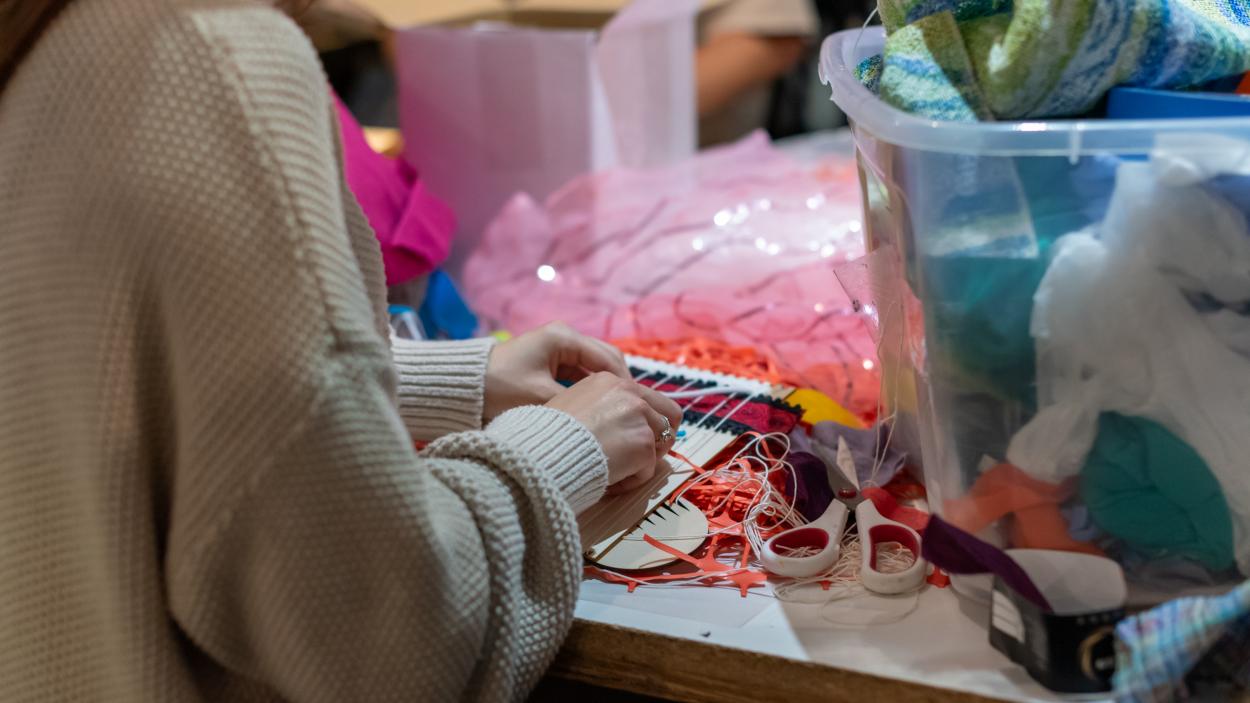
xmin=575 ymin=586 xmax=1068 ymax=702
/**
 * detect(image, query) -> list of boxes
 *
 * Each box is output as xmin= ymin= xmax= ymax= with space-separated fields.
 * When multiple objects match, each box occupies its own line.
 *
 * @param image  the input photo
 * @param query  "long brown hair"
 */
xmin=0 ymin=0 xmax=313 ymax=95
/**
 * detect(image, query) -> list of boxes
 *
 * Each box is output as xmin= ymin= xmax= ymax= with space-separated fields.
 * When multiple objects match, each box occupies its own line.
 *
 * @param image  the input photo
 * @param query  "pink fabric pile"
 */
xmin=462 ymin=133 xmax=881 ymax=416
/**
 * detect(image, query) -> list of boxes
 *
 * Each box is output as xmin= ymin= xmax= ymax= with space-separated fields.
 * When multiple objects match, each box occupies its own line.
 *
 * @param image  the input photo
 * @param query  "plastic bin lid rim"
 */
xmin=820 ymin=28 xmax=1250 ymax=159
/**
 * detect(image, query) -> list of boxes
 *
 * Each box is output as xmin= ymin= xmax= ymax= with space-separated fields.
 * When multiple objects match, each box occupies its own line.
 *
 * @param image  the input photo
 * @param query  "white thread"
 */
xmin=772 ymin=287 xmax=922 ymax=615
xmin=613 ymin=431 xmax=803 ymax=547
xmin=772 ymin=544 xmax=823 ymax=558
xmin=628 ymin=357 xmax=778 ymax=465
xmin=672 ymin=432 xmax=806 ymax=555
xmin=604 ymin=320 xmax=925 ymax=616
xmin=662 ymin=385 xmax=763 ymax=400
xmin=850 ymin=6 xmax=882 ymax=70
xmin=863 ymin=289 xmax=906 ymax=489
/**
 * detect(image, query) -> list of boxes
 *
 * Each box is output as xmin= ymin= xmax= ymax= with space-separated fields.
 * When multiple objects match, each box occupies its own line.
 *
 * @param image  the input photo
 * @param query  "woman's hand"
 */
xmin=547 ymin=373 xmax=683 ymax=490
xmin=483 ymin=322 xmax=632 ymax=422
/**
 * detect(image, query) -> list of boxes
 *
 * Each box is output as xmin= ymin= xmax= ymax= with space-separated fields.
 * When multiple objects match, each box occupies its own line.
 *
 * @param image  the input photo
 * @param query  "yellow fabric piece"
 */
xmin=786 ymin=388 xmax=865 ymax=429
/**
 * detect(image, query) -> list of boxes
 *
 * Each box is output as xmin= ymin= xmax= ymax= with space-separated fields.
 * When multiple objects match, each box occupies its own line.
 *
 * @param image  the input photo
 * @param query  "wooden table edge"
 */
xmin=551 ymin=618 xmax=1011 ymax=703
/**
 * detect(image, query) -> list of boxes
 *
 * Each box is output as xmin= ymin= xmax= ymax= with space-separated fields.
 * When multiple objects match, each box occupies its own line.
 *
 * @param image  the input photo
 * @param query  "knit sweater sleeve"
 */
xmin=391 ymin=335 xmax=496 ymax=440
xmin=143 ymin=7 xmax=606 ymax=701
xmin=174 ymin=365 xmax=607 ymax=702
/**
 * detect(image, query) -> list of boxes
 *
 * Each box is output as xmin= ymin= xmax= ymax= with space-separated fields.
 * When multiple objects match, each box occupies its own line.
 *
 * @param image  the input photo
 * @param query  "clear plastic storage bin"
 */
xmin=821 ymin=27 xmax=1250 ymax=602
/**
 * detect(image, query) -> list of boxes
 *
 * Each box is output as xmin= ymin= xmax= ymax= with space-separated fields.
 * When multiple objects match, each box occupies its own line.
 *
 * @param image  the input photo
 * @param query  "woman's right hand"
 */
xmin=546 ymin=372 xmax=683 ymax=492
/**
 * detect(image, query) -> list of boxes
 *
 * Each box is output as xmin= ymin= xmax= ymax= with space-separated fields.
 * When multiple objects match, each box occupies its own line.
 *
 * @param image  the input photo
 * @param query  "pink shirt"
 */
xmin=333 ymin=91 xmax=455 ymax=285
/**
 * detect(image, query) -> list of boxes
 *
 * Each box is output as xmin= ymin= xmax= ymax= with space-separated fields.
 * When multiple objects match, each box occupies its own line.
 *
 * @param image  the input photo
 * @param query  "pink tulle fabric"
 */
xmin=332 ymin=92 xmax=455 ymax=286
xmin=462 ymin=132 xmax=881 ymax=417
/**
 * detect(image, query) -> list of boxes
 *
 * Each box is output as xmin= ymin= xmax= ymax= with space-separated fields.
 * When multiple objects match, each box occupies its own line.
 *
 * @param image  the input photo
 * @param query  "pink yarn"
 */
xmin=332 ymin=91 xmax=455 ymax=286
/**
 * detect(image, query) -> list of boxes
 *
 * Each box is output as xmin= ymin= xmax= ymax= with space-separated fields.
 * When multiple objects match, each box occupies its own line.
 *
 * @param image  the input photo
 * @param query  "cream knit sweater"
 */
xmin=0 ymin=0 xmax=609 ymax=700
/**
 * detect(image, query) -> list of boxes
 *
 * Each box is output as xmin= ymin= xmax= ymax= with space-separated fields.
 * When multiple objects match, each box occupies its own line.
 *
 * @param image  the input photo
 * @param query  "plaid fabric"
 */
xmin=1113 ymin=580 xmax=1250 ymax=701
xmin=1197 ymin=612 xmax=1250 ymax=691
xmin=866 ymin=0 xmax=1250 ymax=121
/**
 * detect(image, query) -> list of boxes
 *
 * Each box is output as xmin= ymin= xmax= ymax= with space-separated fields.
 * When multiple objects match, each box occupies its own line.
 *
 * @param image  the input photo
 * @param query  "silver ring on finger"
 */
xmin=656 ymin=415 xmax=674 ymax=445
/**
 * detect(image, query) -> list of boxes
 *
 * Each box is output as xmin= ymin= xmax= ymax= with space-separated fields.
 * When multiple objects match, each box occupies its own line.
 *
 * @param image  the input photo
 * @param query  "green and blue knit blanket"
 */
xmin=866 ymin=0 xmax=1250 ymax=121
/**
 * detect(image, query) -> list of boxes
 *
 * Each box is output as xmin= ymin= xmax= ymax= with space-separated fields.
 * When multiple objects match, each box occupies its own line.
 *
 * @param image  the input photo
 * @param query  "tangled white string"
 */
xmin=602 ymin=294 xmax=925 ymax=622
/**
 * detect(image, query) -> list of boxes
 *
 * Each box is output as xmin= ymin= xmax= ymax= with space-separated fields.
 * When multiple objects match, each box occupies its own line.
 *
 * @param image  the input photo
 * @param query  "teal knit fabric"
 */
xmin=1081 ymin=413 xmax=1235 ymax=572
xmin=870 ymin=0 xmax=1250 ymax=121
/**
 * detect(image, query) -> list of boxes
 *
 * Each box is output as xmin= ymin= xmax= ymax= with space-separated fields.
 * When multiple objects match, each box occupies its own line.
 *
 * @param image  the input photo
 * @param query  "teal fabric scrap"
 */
xmin=925 ymin=256 xmax=1045 ymax=405
xmin=916 ymin=155 xmax=1115 ymax=405
xmin=867 ymin=0 xmax=1250 ymax=121
xmin=1081 ymin=413 xmax=1235 ymax=573
xmin=855 ymin=55 xmax=883 ymax=94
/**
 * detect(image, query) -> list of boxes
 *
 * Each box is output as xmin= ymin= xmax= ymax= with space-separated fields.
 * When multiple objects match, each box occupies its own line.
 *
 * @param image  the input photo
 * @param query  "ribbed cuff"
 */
xmin=485 ymin=406 xmax=608 ymax=515
xmin=391 ymin=336 xmax=496 ymax=442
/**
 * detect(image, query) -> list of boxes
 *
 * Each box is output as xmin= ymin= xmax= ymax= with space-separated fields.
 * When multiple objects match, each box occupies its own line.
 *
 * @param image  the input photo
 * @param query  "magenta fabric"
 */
xmin=332 ymin=91 xmax=455 ymax=285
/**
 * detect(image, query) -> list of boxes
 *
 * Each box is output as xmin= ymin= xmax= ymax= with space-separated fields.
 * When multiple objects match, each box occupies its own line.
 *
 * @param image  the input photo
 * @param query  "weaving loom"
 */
xmin=579 ymin=355 xmax=794 ymax=570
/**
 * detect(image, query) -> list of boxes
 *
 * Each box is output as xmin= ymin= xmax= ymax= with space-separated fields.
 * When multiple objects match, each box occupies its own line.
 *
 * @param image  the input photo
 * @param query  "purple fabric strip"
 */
xmin=922 ymin=515 xmax=1053 ymax=612
xmin=785 ymin=451 xmax=837 ymax=522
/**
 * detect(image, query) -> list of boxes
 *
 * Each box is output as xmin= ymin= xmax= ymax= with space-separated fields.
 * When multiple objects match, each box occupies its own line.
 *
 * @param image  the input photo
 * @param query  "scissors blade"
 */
xmin=824 ymin=436 xmax=862 ymax=505
xmin=835 ymin=435 xmax=860 ymax=489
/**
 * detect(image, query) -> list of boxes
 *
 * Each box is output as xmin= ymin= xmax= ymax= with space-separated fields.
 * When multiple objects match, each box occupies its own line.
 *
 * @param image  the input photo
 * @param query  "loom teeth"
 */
xmin=585 ymin=354 xmax=801 ymax=569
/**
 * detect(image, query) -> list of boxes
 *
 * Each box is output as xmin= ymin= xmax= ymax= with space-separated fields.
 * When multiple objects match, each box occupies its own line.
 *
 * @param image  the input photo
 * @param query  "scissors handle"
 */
xmin=759 ymin=500 xmax=849 ymax=578
xmin=855 ymin=499 xmax=926 ymax=594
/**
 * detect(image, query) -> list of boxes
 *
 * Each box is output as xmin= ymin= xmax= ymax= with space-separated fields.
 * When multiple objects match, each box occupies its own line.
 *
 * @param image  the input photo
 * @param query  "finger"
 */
xmin=636 ymin=397 xmax=673 ymax=450
xmin=609 ymin=452 xmax=672 ymax=494
xmin=590 ymin=338 xmax=631 ymax=378
xmin=554 ymin=364 xmax=591 ymax=384
xmin=633 ymin=382 xmax=683 ymax=432
xmin=608 ymin=458 xmax=658 ymax=493
xmin=556 ymin=331 xmax=630 ymax=379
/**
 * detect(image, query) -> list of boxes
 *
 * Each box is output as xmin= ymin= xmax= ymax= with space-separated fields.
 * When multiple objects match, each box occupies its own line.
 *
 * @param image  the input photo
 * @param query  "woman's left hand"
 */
xmin=483 ymin=322 xmax=632 ymax=422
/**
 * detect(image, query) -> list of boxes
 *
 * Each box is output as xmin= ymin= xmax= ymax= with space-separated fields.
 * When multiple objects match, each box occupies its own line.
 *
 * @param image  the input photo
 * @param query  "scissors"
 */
xmin=760 ymin=438 xmax=926 ymax=594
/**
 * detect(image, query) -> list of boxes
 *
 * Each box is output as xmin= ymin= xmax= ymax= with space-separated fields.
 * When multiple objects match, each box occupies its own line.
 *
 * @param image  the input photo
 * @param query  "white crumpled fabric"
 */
xmin=1007 ymin=159 xmax=1250 ymax=575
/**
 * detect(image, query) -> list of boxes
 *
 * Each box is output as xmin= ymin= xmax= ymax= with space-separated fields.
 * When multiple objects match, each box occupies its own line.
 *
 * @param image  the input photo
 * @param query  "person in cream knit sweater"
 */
xmin=0 ymin=0 xmax=682 ymax=700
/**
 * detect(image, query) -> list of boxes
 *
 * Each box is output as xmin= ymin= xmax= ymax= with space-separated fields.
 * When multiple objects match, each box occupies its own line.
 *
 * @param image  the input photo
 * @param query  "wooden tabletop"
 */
xmin=560 ymin=581 xmax=1066 ymax=703
xmin=551 ymin=618 xmax=1006 ymax=703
